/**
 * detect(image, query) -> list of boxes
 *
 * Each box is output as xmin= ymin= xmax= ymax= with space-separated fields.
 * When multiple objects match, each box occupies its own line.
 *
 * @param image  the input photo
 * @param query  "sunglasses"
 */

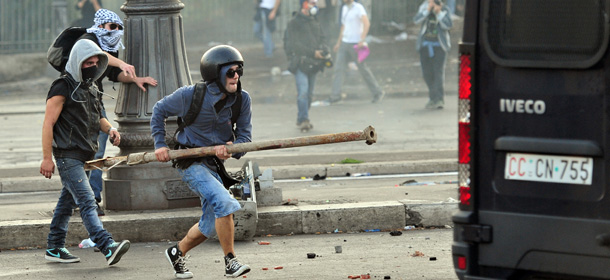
xmin=226 ymin=66 xmax=243 ymax=78
xmin=107 ymin=23 xmax=123 ymax=30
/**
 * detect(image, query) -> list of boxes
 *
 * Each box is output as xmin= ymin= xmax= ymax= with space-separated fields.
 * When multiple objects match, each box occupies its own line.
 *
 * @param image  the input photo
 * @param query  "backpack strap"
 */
xmin=174 ymin=81 xmax=207 ymax=140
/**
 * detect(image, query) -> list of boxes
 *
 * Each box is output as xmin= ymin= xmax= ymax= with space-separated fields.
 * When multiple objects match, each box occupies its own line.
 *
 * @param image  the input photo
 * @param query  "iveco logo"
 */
xmin=500 ymin=99 xmax=546 ymax=114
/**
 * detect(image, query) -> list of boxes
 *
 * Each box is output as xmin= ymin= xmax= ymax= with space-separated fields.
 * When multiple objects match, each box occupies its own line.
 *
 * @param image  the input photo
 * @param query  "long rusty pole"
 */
xmin=85 ymin=126 xmax=377 ymax=171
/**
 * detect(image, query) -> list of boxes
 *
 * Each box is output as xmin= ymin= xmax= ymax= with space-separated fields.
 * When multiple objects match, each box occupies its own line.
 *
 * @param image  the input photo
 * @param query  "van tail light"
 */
xmin=458 ymin=54 xmax=472 ymax=207
xmin=457 ymin=255 xmax=467 ymax=270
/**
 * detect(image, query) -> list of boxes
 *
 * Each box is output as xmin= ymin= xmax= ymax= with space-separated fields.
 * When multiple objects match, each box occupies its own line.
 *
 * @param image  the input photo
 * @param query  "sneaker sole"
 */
xmin=225 ymin=265 xmax=251 ymax=278
xmin=107 ymin=240 xmax=130 ymax=266
xmin=45 ymin=255 xmax=80 ymax=263
xmin=165 ymin=249 xmax=194 ymax=279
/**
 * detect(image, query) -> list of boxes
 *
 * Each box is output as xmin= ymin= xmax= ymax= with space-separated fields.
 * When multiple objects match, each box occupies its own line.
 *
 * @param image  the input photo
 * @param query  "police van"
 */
xmin=452 ymin=1 xmax=610 ymax=279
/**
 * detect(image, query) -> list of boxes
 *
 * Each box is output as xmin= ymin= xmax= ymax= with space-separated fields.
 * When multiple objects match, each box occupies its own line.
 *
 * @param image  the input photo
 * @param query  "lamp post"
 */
xmin=104 ymin=0 xmax=197 ymax=210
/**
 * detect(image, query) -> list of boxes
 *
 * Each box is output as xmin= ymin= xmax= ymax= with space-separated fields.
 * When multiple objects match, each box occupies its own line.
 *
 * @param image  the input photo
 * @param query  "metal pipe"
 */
xmin=85 ymin=126 xmax=377 ymax=171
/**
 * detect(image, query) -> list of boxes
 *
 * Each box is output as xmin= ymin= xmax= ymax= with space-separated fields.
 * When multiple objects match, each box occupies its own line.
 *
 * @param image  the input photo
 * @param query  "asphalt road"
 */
xmin=0 ymin=228 xmax=457 ymax=280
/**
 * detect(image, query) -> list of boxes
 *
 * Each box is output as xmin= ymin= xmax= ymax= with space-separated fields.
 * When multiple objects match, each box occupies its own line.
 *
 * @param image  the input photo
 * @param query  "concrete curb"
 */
xmin=0 ymin=200 xmax=457 ymax=250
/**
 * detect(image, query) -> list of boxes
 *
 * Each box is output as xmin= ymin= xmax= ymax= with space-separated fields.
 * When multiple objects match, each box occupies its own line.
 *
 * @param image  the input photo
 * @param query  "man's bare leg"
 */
xmin=215 ymin=215 xmax=235 ymax=256
xmin=178 ymin=223 xmax=207 ymax=254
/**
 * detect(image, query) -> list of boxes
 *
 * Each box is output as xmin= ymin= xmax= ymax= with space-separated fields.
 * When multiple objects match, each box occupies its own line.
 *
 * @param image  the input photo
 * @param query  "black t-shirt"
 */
xmin=47 ymin=79 xmax=71 ymax=101
xmin=424 ymin=13 xmax=439 ymax=41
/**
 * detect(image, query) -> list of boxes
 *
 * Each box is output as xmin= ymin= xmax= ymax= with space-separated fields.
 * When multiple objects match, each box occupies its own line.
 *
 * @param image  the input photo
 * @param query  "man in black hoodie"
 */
xmin=283 ymin=0 xmax=329 ymax=132
xmin=40 ymin=39 xmax=130 ymax=266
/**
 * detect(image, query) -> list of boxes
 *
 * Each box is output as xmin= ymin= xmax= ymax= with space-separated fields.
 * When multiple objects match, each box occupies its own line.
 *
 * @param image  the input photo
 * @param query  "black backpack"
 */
xmin=174 ymin=81 xmax=242 ymax=139
xmin=47 ymin=27 xmax=88 ymax=72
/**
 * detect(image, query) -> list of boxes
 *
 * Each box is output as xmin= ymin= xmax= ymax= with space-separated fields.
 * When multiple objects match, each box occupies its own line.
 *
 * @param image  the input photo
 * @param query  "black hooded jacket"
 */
xmin=283 ymin=11 xmax=326 ymax=59
xmin=47 ymin=39 xmax=109 ymax=162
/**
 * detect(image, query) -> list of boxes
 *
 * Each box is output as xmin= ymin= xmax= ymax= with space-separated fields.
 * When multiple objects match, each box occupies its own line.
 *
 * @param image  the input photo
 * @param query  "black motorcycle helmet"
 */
xmin=200 ymin=45 xmax=244 ymax=82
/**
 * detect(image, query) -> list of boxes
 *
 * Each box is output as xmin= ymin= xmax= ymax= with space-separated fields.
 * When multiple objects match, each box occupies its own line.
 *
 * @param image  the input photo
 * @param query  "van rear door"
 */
xmin=454 ymin=1 xmax=610 ymax=279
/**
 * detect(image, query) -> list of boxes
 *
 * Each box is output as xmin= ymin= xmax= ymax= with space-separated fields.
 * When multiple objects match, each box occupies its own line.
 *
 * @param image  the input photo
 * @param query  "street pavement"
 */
xmin=0 ymin=229 xmax=457 ymax=280
xmin=0 ymin=36 xmax=460 ymax=254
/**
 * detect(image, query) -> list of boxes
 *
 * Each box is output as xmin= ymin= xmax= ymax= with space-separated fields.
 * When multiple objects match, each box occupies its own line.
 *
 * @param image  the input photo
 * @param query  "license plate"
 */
xmin=505 ymin=153 xmax=593 ymax=185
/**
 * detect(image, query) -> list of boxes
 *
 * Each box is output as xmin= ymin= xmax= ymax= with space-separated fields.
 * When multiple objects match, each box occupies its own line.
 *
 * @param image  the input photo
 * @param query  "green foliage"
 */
xmin=339 ymin=158 xmax=363 ymax=164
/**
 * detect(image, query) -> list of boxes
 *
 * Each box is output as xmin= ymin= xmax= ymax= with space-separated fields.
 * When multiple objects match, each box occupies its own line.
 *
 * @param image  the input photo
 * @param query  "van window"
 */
xmin=483 ymin=0 xmax=609 ymax=68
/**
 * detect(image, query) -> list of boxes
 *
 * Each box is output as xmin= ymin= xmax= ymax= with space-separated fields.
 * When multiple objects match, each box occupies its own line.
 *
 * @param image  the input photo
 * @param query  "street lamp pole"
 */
xmin=105 ymin=0 xmax=197 ymax=210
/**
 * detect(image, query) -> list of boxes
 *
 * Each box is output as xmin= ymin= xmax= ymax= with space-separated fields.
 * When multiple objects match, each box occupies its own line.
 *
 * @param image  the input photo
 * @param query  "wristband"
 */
xmin=108 ymin=127 xmax=117 ymax=134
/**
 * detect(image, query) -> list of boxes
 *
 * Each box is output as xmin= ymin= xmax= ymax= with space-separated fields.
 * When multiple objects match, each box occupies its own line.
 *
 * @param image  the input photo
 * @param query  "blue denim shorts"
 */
xmin=178 ymin=162 xmax=241 ymax=238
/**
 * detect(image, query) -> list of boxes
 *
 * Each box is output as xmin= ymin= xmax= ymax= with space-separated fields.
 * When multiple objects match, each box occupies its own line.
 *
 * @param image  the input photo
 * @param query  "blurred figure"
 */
xmin=71 ymin=0 xmax=103 ymax=28
xmin=329 ymin=0 xmax=385 ymax=104
xmin=253 ymin=0 xmax=281 ymax=58
xmin=316 ymin=0 xmax=339 ymax=46
xmin=414 ymin=0 xmax=452 ymax=109
xmin=284 ymin=0 xmax=329 ymax=132
xmin=80 ymin=9 xmax=158 ymax=214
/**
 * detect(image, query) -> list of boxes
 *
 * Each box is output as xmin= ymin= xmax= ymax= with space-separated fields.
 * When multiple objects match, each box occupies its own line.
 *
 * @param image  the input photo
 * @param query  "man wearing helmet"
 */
xmin=150 ymin=45 xmax=252 ymax=279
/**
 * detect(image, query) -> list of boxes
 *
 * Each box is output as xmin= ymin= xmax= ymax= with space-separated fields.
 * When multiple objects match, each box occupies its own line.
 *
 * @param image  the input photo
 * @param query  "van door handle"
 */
xmin=596 ymin=233 xmax=610 ymax=247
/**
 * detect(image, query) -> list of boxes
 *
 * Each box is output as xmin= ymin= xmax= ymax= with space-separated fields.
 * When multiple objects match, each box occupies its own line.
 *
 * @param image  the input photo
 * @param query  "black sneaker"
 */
xmin=45 ymin=248 xmax=80 ymax=263
xmin=165 ymin=244 xmax=193 ymax=279
xmin=224 ymin=253 xmax=250 ymax=278
xmin=102 ymin=240 xmax=130 ymax=265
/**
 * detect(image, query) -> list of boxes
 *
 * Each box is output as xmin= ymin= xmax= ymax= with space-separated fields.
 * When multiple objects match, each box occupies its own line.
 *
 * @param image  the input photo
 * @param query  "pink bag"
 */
xmin=353 ymin=44 xmax=370 ymax=63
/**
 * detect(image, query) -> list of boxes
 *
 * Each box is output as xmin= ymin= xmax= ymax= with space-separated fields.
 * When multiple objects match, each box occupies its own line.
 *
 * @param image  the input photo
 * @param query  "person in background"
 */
xmin=316 ymin=0 xmax=339 ymax=46
xmin=328 ymin=0 xmax=385 ymax=104
xmin=253 ymin=0 xmax=282 ymax=58
xmin=40 ymin=39 xmax=130 ymax=265
xmin=414 ymin=0 xmax=452 ymax=109
xmin=284 ymin=0 xmax=328 ymax=132
xmin=151 ymin=45 xmax=252 ymax=279
xmin=79 ymin=9 xmax=158 ymax=215
xmin=71 ymin=0 xmax=103 ymax=28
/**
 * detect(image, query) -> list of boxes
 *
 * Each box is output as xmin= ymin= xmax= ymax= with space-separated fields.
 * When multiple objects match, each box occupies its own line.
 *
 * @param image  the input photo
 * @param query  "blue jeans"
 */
xmin=253 ymin=8 xmax=275 ymax=58
xmin=331 ymin=42 xmax=384 ymax=101
xmin=178 ymin=162 xmax=242 ymax=238
xmin=419 ymin=46 xmax=447 ymax=103
xmin=48 ymin=157 xmax=114 ymax=251
xmin=89 ymin=109 xmax=108 ymax=203
xmin=294 ymin=69 xmax=317 ymax=124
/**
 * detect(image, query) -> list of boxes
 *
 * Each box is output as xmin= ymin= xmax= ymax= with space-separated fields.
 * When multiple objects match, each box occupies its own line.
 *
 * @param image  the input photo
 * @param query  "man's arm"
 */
xmin=269 ymin=0 xmax=281 ymax=20
xmin=117 ymin=74 xmax=158 ymax=92
xmin=358 ymin=14 xmax=370 ymax=48
xmin=100 ymin=118 xmax=120 ymax=146
xmin=414 ymin=1 xmax=431 ymax=24
xmin=105 ymin=53 xmax=137 ymax=80
xmin=91 ymin=0 xmax=102 ymax=11
xmin=40 ymin=95 xmax=65 ymax=179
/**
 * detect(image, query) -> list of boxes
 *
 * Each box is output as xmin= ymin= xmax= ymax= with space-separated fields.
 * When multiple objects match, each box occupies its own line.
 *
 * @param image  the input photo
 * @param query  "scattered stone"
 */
xmin=411 ymin=251 xmax=425 ymax=257
xmin=335 ymin=246 xmax=342 ymax=253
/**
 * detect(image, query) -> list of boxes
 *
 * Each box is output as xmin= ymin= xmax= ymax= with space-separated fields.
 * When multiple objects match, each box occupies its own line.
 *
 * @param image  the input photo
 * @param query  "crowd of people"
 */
xmin=38 ymin=0 xmax=455 ymax=279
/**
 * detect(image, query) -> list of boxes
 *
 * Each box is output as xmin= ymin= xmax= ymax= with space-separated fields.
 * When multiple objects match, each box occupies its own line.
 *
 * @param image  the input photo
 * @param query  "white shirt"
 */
xmin=341 ymin=2 xmax=367 ymax=43
xmin=259 ymin=0 xmax=277 ymax=9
